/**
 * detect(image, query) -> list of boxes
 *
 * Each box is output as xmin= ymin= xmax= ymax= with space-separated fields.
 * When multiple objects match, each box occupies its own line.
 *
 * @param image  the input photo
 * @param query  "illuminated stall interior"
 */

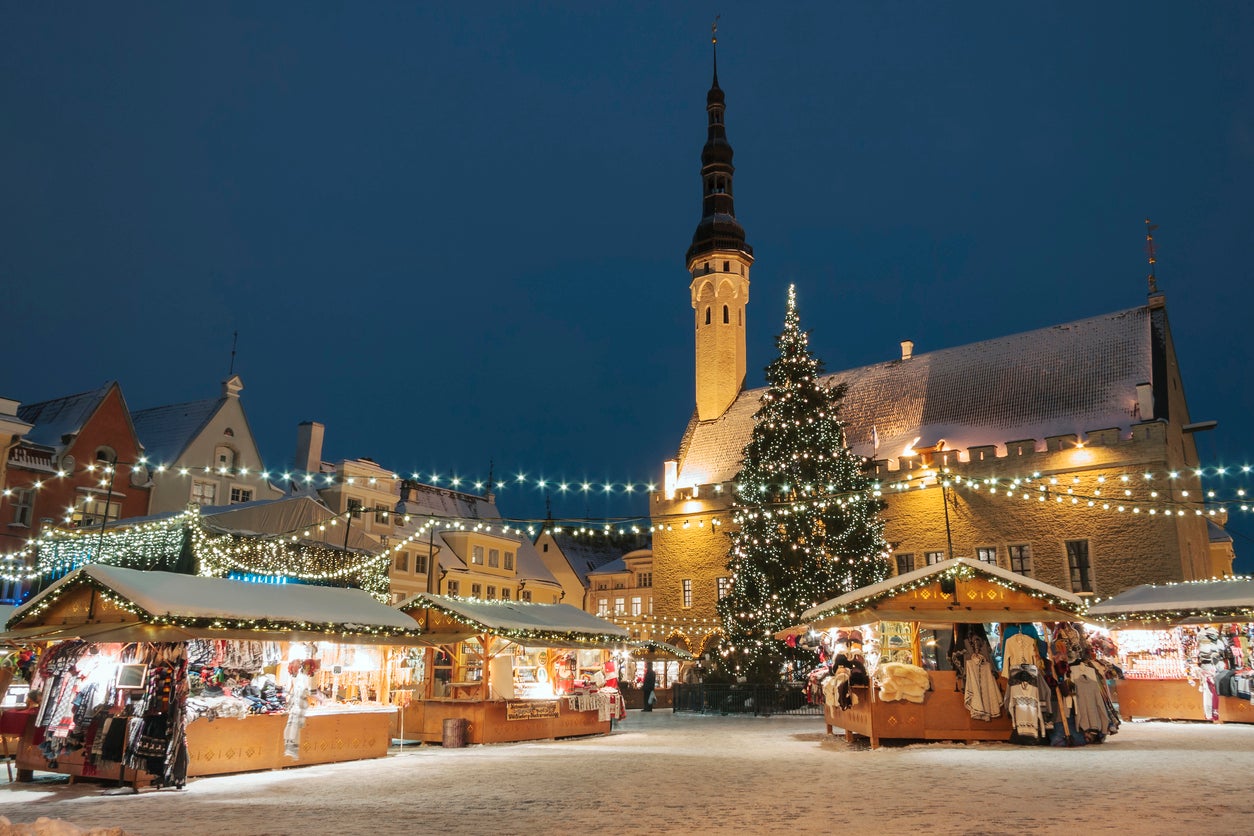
xmin=3 ymin=564 xmax=423 ymax=785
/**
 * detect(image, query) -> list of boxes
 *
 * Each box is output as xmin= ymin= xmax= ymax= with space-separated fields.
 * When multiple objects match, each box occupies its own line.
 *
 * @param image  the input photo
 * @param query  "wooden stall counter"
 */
xmin=394 ymin=698 xmax=610 ymax=745
xmin=16 ymin=707 xmax=396 ymax=783
xmin=824 ymin=670 xmax=1012 ymax=748
xmin=1117 ymin=678 xmax=1254 ymax=725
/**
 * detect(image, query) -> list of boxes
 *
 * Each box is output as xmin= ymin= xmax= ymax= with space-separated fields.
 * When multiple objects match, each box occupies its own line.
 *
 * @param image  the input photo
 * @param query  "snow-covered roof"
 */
xmin=9 ymin=565 xmax=417 ymax=636
xmin=588 ymin=557 xmax=628 ymax=576
xmin=1207 ymin=520 xmax=1234 ymax=544
xmin=629 ymin=640 xmax=694 ymax=660
xmin=131 ymin=397 xmax=220 ymax=463
xmin=800 ymin=557 xmax=1086 ymax=628
xmin=677 ymin=306 xmax=1152 ymax=486
xmin=1086 ymin=577 xmax=1254 ymax=625
xmin=398 ymin=592 xmax=629 ymax=646
xmin=17 ymin=384 xmax=113 ymax=449
xmin=547 ymin=530 xmax=650 ymax=586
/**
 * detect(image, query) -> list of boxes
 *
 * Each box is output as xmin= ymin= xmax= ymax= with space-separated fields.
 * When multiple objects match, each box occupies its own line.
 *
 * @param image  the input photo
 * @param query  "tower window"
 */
xmin=723 ymin=305 xmax=729 ymax=324
xmin=705 ymin=307 xmax=711 ymax=325
xmin=723 ymin=261 xmax=730 ymax=272
xmin=703 ymin=261 xmax=710 ymax=274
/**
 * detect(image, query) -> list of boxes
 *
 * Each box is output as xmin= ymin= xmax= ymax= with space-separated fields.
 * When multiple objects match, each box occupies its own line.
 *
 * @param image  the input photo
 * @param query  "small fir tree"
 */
xmin=716 ymin=285 xmax=891 ymax=681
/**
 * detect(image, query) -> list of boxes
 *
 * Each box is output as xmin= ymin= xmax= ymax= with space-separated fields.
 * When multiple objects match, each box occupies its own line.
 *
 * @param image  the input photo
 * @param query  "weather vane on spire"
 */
xmin=712 ymin=16 xmax=719 ymax=45
xmin=1145 ymin=218 xmax=1160 ymax=295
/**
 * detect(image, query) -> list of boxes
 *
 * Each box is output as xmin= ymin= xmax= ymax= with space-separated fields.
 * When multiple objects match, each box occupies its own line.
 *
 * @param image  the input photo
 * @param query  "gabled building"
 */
xmin=131 ymin=375 xmax=283 ymax=515
xmin=648 ymin=53 xmax=1215 ymax=657
xmin=294 ymin=421 xmax=564 ymax=604
xmin=533 ymin=528 xmax=651 ymax=607
xmin=585 ymin=547 xmax=655 ymax=639
xmin=2 ymin=383 xmax=151 ymax=556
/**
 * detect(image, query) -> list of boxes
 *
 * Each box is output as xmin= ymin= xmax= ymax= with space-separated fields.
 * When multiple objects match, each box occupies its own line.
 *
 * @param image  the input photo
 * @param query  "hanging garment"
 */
xmin=283 ymin=673 xmax=311 ymax=759
xmin=1069 ymin=662 xmax=1117 ymax=736
xmin=1002 ymin=632 xmax=1043 ymax=670
xmin=964 ymin=655 xmax=1003 ymax=721
xmin=1004 ymin=664 xmax=1047 ymax=742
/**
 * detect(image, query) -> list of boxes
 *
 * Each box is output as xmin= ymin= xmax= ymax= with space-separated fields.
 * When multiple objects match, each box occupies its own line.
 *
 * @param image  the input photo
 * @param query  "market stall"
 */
xmin=3 ymin=565 xmax=423 ymax=786
xmin=1086 ymin=577 xmax=1254 ymax=724
xmin=394 ymin=593 xmax=629 ymax=744
xmin=795 ymin=558 xmax=1107 ymax=749
xmin=619 ymin=640 xmax=695 ymax=710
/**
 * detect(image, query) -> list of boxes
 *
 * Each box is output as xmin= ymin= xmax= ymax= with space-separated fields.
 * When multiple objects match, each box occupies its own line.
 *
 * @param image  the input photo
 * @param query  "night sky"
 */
xmin=3 ymin=4 xmax=1252 ymax=549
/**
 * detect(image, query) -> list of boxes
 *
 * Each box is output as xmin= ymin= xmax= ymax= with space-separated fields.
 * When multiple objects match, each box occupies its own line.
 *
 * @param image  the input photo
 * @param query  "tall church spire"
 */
xmin=688 ymin=24 xmax=753 ymax=422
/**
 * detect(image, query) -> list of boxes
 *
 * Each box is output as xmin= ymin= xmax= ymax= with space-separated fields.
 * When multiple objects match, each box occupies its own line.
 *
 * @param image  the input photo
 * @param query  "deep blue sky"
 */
xmin=3 ymin=4 xmax=1252 ymax=545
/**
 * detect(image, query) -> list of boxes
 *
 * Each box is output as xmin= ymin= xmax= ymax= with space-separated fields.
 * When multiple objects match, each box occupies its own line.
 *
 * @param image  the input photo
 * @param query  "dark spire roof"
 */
xmin=686 ymin=33 xmax=752 ymax=266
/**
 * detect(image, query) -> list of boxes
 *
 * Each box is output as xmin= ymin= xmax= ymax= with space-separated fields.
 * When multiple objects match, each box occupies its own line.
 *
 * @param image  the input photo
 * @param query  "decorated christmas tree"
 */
xmin=716 ymin=285 xmax=891 ymax=681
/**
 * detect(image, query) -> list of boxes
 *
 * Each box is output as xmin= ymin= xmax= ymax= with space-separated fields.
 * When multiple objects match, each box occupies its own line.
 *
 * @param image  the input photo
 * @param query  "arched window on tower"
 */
xmin=723 ymin=305 xmax=729 ymax=324
xmin=705 ymin=307 xmax=711 ymax=325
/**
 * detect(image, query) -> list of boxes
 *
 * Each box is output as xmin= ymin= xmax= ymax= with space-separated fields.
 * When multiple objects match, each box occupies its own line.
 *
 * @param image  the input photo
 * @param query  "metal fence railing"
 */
xmin=671 ymin=683 xmax=822 ymax=717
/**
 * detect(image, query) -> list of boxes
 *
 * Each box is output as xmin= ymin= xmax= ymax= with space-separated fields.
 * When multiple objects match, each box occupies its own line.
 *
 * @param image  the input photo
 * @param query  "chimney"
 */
xmin=1135 ymin=383 xmax=1155 ymax=421
xmin=900 ymin=340 xmax=914 ymax=361
xmin=295 ymin=421 xmax=325 ymax=473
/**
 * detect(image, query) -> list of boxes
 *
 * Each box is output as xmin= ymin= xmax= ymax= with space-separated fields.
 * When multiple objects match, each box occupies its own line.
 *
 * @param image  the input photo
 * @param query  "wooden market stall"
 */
xmin=394 ymin=593 xmax=630 ymax=744
xmin=797 ymin=558 xmax=1087 ymax=748
xmin=3 ymin=565 xmax=424 ymax=785
xmin=620 ymin=639 xmax=695 ymax=710
xmin=1086 ymin=578 xmax=1254 ymax=724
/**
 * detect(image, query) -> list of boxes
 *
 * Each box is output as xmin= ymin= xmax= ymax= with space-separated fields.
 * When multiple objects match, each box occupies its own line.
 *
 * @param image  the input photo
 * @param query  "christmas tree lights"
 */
xmin=716 ymin=286 xmax=891 ymax=681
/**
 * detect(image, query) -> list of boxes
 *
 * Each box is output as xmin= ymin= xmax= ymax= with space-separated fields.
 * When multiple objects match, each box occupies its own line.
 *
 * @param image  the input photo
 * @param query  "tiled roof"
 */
xmin=17 ymin=384 xmax=113 ymax=449
xmin=678 ymin=306 xmax=1153 ymax=486
xmin=131 ymin=398 xmax=220 ymax=464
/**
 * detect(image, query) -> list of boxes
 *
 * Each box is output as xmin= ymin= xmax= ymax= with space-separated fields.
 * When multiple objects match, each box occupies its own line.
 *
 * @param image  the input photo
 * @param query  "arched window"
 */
xmin=94 ymin=446 xmax=116 ymax=465
xmin=705 ymin=307 xmax=711 ymax=325
xmin=723 ymin=305 xmax=729 ymax=324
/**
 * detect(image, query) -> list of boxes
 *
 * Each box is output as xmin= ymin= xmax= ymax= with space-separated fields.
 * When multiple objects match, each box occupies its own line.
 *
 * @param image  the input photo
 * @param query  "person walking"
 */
xmin=642 ymin=661 xmax=657 ymax=712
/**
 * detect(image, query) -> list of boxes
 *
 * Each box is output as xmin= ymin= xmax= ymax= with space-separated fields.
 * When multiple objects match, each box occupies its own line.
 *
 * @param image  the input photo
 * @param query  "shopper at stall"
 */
xmin=642 ymin=662 xmax=657 ymax=711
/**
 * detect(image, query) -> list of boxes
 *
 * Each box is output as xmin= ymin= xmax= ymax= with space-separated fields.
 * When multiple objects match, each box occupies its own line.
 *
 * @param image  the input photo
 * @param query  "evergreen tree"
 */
xmin=716 ymin=285 xmax=891 ymax=681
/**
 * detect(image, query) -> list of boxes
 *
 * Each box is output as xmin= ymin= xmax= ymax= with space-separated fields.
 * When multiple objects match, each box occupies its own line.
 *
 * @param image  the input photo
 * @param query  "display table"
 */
xmin=1117 ymin=678 xmax=1254 ymax=724
xmin=15 ymin=707 xmax=395 ymax=783
xmin=393 ymin=698 xmax=610 ymax=745
xmin=824 ymin=671 xmax=1012 ymax=748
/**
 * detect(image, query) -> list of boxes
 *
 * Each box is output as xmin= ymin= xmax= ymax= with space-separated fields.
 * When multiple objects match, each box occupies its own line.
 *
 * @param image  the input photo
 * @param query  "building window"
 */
xmin=488 ymin=548 xmax=500 ymax=568
xmin=705 ymin=307 xmax=711 ymax=325
xmin=347 ymin=498 xmax=363 ymax=518
xmin=230 ymin=486 xmax=253 ymax=504
xmin=1009 ymin=544 xmax=1032 ymax=576
xmin=501 ymin=587 xmax=511 ymax=601
xmin=73 ymin=496 xmax=121 ymax=527
xmin=723 ymin=305 xmax=729 ymax=323
xmin=472 ymin=546 xmax=484 ymax=565
xmin=924 ymin=551 xmax=945 ymax=566
xmin=504 ymin=551 xmax=514 ymax=570
xmin=682 ymin=579 xmax=692 ymax=609
xmin=895 ymin=553 xmax=914 ymax=575
xmin=414 ymin=552 xmax=428 ymax=575
xmin=637 ymin=572 xmax=652 ymax=588
xmin=447 ymin=580 xmax=459 ymax=596
xmin=597 ymin=599 xmax=609 ymax=617
xmin=487 ymin=585 xmax=496 ymax=599
xmin=191 ymin=480 xmax=217 ymax=506
xmin=631 ymin=596 xmax=642 ymax=616
xmin=614 ymin=597 xmax=625 ymax=615
xmin=976 ymin=547 xmax=997 ymax=565
xmin=717 ymin=577 xmax=730 ymax=599
xmin=374 ymin=505 xmax=389 ymax=524
xmin=723 ymin=260 xmax=730 ymax=272
xmin=394 ymin=551 xmax=409 ymax=572
xmin=542 ymin=543 xmax=548 ymax=552
xmin=9 ymin=488 xmax=33 ymax=527
xmin=521 ymin=589 xmax=532 ymax=602
xmin=471 ymin=583 xmax=482 ymax=598
xmin=1066 ymin=540 xmax=1093 ymax=594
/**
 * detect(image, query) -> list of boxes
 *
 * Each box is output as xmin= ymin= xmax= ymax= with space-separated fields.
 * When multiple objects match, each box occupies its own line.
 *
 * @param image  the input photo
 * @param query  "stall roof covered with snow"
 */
xmin=1085 ymin=577 xmax=1254 ymax=626
xmin=797 ymin=557 xmax=1087 ymax=630
xmin=398 ymin=592 xmax=629 ymax=647
xmin=5 ymin=564 xmax=421 ymax=644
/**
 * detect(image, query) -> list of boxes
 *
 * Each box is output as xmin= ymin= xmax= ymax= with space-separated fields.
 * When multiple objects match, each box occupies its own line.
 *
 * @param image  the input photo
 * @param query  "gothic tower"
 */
xmin=688 ymin=35 xmax=753 ymax=422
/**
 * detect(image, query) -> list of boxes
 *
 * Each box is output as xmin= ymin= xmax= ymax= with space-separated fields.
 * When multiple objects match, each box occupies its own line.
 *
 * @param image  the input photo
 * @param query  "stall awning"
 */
xmin=397 ymin=592 xmax=630 ymax=647
xmin=1086 ymin=577 xmax=1254 ymax=626
xmin=799 ymin=557 xmax=1087 ymax=629
xmin=6 ymin=565 xmax=423 ymax=643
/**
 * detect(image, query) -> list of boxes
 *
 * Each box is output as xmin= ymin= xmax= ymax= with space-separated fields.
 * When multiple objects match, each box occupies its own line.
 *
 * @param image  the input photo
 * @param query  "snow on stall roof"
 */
xmin=677 ymin=306 xmax=1150 ymax=486
xmin=1086 ymin=577 xmax=1254 ymax=619
xmin=10 ymin=565 xmax=415 ymax=631
xmin=399 ymin=592 xmax=629 ymax=640
xmin=801 ymin=557 xmax=1085 ymax=625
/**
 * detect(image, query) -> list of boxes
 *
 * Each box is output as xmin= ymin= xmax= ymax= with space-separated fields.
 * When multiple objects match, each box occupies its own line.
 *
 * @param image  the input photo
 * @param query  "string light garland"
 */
xmin=400 ymin=596 xmax=629 ymax=647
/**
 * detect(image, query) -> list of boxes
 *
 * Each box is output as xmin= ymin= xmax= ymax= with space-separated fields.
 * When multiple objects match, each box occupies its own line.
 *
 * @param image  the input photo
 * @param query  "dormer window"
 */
xmin=94 ymin=446 xmax=116 ymax=464
xmin=214 ymin=445 xmax=236 ymax=470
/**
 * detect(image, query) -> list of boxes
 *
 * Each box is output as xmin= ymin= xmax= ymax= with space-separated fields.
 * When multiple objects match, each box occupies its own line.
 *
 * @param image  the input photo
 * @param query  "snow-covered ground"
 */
xmin=2 ymin=711 xmax=1252 ymax=835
